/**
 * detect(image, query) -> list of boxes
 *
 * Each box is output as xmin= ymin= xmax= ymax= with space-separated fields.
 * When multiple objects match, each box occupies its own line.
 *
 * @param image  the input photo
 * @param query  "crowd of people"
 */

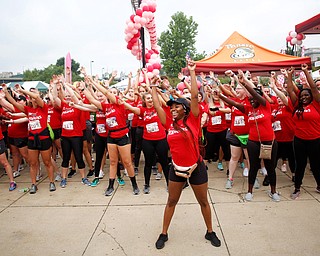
xmin=0 ymin=61 xmax=319 ymax=249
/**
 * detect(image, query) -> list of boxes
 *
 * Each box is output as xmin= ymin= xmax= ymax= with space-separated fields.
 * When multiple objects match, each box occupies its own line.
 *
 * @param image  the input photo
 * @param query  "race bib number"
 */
xmin=128 ymin=113 xmax=134 ymax=121
xmin=146 ymin=122 xmax=159 ymax=133
xmin=63 ymin=121 xmax=74 ymax=130
xmin=106 ymin=117 xmax=118 ymax=128
xmin=90 ymin=114 xmax=95 ymax=122
xmin=29 ymin=120 xmax=42 ymax=131
xmin=97 ymin=124 xmax=106 ymax=133
xmin=225 ymin=113 xmax=231 ymax=121
xmin=47 ymin=115 xmax=51 ymax=123
xmin=234 ymin=116 xmax=245 ymax=126
xmin=272 ymin=121 xmax=282 ymax=131
xmin=211 ymin=116 xmax=222 ymax=125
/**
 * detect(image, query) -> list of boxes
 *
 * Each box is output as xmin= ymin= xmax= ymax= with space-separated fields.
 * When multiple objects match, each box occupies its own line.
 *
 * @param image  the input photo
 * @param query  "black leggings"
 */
xmin=130 ymin=126 xmax=137 ymax=155
xmin=61 ymin=136 xmax=85 ymax=169
xmin=247 ymin=140 xmax=278 ymax=186
xmin=205 ymin=129 xmax=231 ymax=161
xmin=142 ymin=138 xmax=169 ymax=185
xmin=293 ymin=137 xmax=320 ymax=189
xmin=134 ymin=127 xmax=144 ymax=167
xmin=94 ymin=133 xmax=108 ymax=177
xmin=276 ymin=141 xmax=296 ymax=173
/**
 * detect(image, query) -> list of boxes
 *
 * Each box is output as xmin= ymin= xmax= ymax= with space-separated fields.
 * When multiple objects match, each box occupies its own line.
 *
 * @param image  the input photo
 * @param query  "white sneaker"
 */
xmin=243 ymin=168 xmax=249 ymax=177
xmin=260 ymin=167 xmax=267 ymax=176
xmin=267 ymin=191 xmax=281 ymax=202
xmin=13 ymin=171 xmax=20 ymax=178
xmin=123 ymin=169 xmax=128 ymax=177
xmin=245 ymin=192 xmax=253 ymax=201
xmin=36 ymin=174 xmax=42 ymax=181
xmin=55 ymin=173 xmax=62 ymax=181
xmin=253 ymin=178 xmax=260 ymax=189
xmin=18 ymin=164 xmax=25 ymax=171
xmin=99 ymin=170 xmax=105 ymax=179
xmin=155 ymin=172 xmax=162 ymax=180
xmin=281 ymin=164 xmax=287 ymax=173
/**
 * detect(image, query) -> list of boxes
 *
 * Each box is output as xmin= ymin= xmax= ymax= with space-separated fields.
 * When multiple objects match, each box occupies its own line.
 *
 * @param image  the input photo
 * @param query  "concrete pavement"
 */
xmin=0 ymin=159 xmax=319 ymax=256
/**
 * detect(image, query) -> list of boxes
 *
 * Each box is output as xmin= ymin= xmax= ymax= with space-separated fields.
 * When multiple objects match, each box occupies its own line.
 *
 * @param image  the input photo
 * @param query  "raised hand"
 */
xmin=280 ymin=69 xmax=288 ymax=77
xmin=187 ymin=60 xmax=196 ymax=71
xmin=178 ymin=72 xmax=184 ymax=80
xmin=301 ymin=63 xmax=308 ymax=71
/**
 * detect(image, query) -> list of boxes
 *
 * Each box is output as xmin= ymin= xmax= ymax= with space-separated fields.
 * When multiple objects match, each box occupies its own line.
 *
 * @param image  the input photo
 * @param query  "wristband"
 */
xmin=181 ymin=77 xmax=185 ymax=83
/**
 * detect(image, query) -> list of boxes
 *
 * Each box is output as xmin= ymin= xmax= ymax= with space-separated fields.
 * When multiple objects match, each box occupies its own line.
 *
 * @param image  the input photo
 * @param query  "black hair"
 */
xmin=293 ymin=88 xmax=313 ymax=119
xmin=253 ymin=87 xmax=263 ymax=96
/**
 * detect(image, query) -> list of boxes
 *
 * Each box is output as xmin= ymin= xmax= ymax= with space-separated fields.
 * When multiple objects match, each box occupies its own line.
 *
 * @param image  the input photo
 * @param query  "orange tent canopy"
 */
xmin=195 ymin=31 xmax=311 ymax=75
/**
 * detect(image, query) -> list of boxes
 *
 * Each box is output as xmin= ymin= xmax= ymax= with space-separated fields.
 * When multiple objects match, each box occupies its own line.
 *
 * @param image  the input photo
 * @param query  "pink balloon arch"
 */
xmin=125 ymin=0 xmax=161 ymax=80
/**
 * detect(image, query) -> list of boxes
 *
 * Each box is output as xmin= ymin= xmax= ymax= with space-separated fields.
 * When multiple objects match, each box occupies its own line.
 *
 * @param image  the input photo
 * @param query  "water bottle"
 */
xmin=19 ymin=188 xmax=29 ymax=192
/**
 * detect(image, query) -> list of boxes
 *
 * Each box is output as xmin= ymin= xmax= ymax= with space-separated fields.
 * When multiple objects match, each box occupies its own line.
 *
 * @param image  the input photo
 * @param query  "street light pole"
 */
xmin=90 ymin=60 xmax=94 ymax=76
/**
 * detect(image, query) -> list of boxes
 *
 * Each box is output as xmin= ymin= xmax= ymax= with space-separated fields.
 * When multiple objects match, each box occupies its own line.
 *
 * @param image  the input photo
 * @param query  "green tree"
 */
xmin=23 ymin=57 xmax=82 ymax=83
xmin=158 ymin=12 xmax=204 ymax=77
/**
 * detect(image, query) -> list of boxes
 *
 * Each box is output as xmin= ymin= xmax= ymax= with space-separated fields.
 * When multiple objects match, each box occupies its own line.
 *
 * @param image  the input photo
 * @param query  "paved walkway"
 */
xmin=0 ymin=160 xmax=319 ymax=256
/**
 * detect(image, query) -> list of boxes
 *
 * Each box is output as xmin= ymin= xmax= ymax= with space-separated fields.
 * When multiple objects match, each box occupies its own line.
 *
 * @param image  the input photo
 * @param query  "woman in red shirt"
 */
xmin=287 ymin=65 xmax=320 ymax=199
xmin=4 ymin=85 xmax=55 ymax=194
xmin=152 ymin=61 xmax=221 ymax=250
xmin=122 ymin=92 xmax=169 ymax=194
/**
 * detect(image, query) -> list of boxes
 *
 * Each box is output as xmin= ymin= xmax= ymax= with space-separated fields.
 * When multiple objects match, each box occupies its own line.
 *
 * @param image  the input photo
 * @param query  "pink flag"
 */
xmin=65 ymin=52 xmax=72 ymax=83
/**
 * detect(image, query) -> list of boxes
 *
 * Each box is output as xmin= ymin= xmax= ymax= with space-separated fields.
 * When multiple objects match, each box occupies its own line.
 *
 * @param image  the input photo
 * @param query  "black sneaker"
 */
xmin=133 ymin=185 xmax=140 ymax=195
xmin=29 ymin=184 xmax=38 ymax=194
xmin=155 ymin=233 xmax=168 ymax=249
xmin=205 ymin=231 xmax=221 ymax=247
xmin=263 ymin=175 xmax=270 ymax=186
xmin=87 ymin=169 xmax=94 ymax=177
xmin=68 ymin=169 xmax=76 ymax=178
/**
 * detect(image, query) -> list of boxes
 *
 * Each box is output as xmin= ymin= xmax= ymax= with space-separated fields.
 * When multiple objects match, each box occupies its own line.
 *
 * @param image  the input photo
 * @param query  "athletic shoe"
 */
xmin=49 ymin=182 xmax=56 ymax=192
xmin=263 ymin=175 xmax=270 ymax=186
xmin=133 ymin=185 xmax=140 ymax=195
xmin=98 ymin=170 xmax=105 ymax=179
xmin=260 ymin=167 xmax=267 ymax=176
xmin=152 ymin=166 xmax=158 ymax=175
xmin=105 ymin=187 xmax=114 ymax=196
xmin=91 ymin=178 xmax=100 ymax=187
xmin=243 ymin=168 xmax=249 ymax=177
xmin=29 ymin=184 xmax=38 ymax=194
xmin=60 ymin=179 xmax=67 ymax=188
xmin=267 ymin=191 xmax=280 ymax=202
xmin=217 ymin=162 xmax=224 ymax=171
xmin=9 ymin=182 xmax=17 ymax=191
xmin=281 ymin=163 xmax=287 ymax=173
xmin=87 ymin=169 xmax=94 ymax=177
xmin=155 ymin=172 xmax=162 ymax=180
xmin=68 ymin=169 xmax=76 ymax=178
xmin=55 ymin=173 xmax=62 ymax=182
xmin=134 ymin=167 xmax=139 ymax=176
xmin=253 ymin=178 xmax=260 ymax=189
xmin=143 ymin=184 xmax=150 ymax=194
xmin=240 ymin=162 xmax=245 ymax=169
xmin=155 ymin=234 xmax=168 ymax=249
xmin=13 ymin=171 xmax=20 ymax=178
xmin=245 ymin=192 xmax=253 ymax=201
xmin=291 ymin=190 xmax=300 ymax=200
xmin=117 ymin=177 xmax=125 ymax=186
xmin=123 ymin=169 xmax=128 ymax=177
xmin=36 ymin=174 xmax=42 ymax=181
xmin=225 ymin=179 xmax=233 ymax=189
xmin=81 ymin=178 xmax=91 ymax=186
xmin=205 ymin=231 xmax=221 ymax=247
xmin=18 ymin=164 xmax=25 ymax=171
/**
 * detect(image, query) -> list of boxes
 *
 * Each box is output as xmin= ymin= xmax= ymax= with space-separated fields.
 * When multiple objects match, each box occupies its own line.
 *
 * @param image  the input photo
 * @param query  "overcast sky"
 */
xmin=1 ymin=0 xmax=319 ymax=76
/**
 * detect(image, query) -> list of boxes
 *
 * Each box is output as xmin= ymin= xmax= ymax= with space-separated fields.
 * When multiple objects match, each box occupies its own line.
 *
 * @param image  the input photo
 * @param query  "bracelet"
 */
xmin=181 ymin=77 xmax=185 ymax=83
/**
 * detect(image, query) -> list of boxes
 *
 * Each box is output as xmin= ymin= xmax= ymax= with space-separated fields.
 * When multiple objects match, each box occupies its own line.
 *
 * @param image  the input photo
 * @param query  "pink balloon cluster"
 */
xmin=124 ymin=0 xmax=161 ymax=78
xmin=286 ymin=31 xmax=306 ymax=46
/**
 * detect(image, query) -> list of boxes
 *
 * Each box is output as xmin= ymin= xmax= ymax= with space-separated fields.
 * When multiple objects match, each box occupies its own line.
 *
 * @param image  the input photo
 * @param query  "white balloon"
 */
xmin=134 ymin=15 xmax=141 ymax=24
xmin=147 ymin=72 xmax=154 ymax=79
xmin=297 ymin=40 xmax=303 ymax=45
xmin=152 ymin=69 xmax=160 ymax=76
xmin=140 ymin=17 xmax=147 ymax=26
xmin=127 ymin=22 xmax=134 ymax=30
xmin=132 ymin=29 xmax=138 ymax=35
xmin=150 ymin=53 xmax=157 ymax=59
xmin=289 ymin=31 xmax=297 ymax=38
xmin=291 ymin=38 xmax=298 ymax=44
xmin=134 ymin=23 xmax=141 ymax=30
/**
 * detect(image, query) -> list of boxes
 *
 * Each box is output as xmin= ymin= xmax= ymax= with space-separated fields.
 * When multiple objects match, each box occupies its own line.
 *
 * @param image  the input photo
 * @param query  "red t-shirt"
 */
xmin=165 ymin=112 xmax=200 ymax=167
xmin=7 ymin=106 xmax=28 ymax=138
xmin=244 ymin=101 xmax=274 ymax=141
xmin=47 ymin=105 xmax=62 ymax=129
xmin=272 ymin=99 xmax=295 ymax=142
xmin=126 ymin=99 xmax=136 ymax=125
xmin=61 ymin=102 xmax=83 ymax=137
xmin=0 ymin=108 xmax=5 ymax=140
xmin=205 ymin=103 xmax=228 ymax=133
xmin=101 ymin=98 xmax=129 ymax=139
xmin=24 ymin=104 xmax=49 ymax=140
xmin=293 ymin=101 xmax=320 ymax=140
xmin=269 ymin=95 xmax=279 ymax=111
xmin=139 ymin=106 xmax=166 ymax=141
xmin=95 ymin=110 xmax=108 ymax=138
xmin=230 ymin=97 xmax=250 ymax=135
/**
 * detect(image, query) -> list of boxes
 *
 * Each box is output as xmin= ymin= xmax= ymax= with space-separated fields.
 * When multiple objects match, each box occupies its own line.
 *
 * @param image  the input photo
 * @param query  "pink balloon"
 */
xmin=177 ymin=82 xmax=186 ymax=91
xmin=134 ymin=23 xmax=141 ymax=30
xmin=127 ymin=22 xmax=134 ymax=30
xmin=153 ymin=63 xmax=161 ymax=70
xmin=152 ymin=69 xmax=160 ymax=76
xmin=130 ymin=15 xmax=135 ymax=22
xmin=297 ymin=40 xmax=303 ymax=45
xmin=134 ymin=15 xmax=141 ymax=24
xmin=147 ymin=65 xmax=154 ymax=72
xmin=145 ymin=53 xmax=151 ymax=59
xmin=149 ymin=5 xmax=156 ymax=13
xmin=142 ymin=6 xmax=149 ymax=12
xmin=296 ymin=34 xmax=304 ymax=40
xmin=147 ymin=72 xmax=154 ymax=79
xmin=302 ymin=34 xmax=306 ymax=40
xmin=286 ymin=36 xmax=292 ymax=42
xmin=140 ymin=17 xmax=147 ymax=26
xmin=136 ymin=9 xmax=143 ymax=17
